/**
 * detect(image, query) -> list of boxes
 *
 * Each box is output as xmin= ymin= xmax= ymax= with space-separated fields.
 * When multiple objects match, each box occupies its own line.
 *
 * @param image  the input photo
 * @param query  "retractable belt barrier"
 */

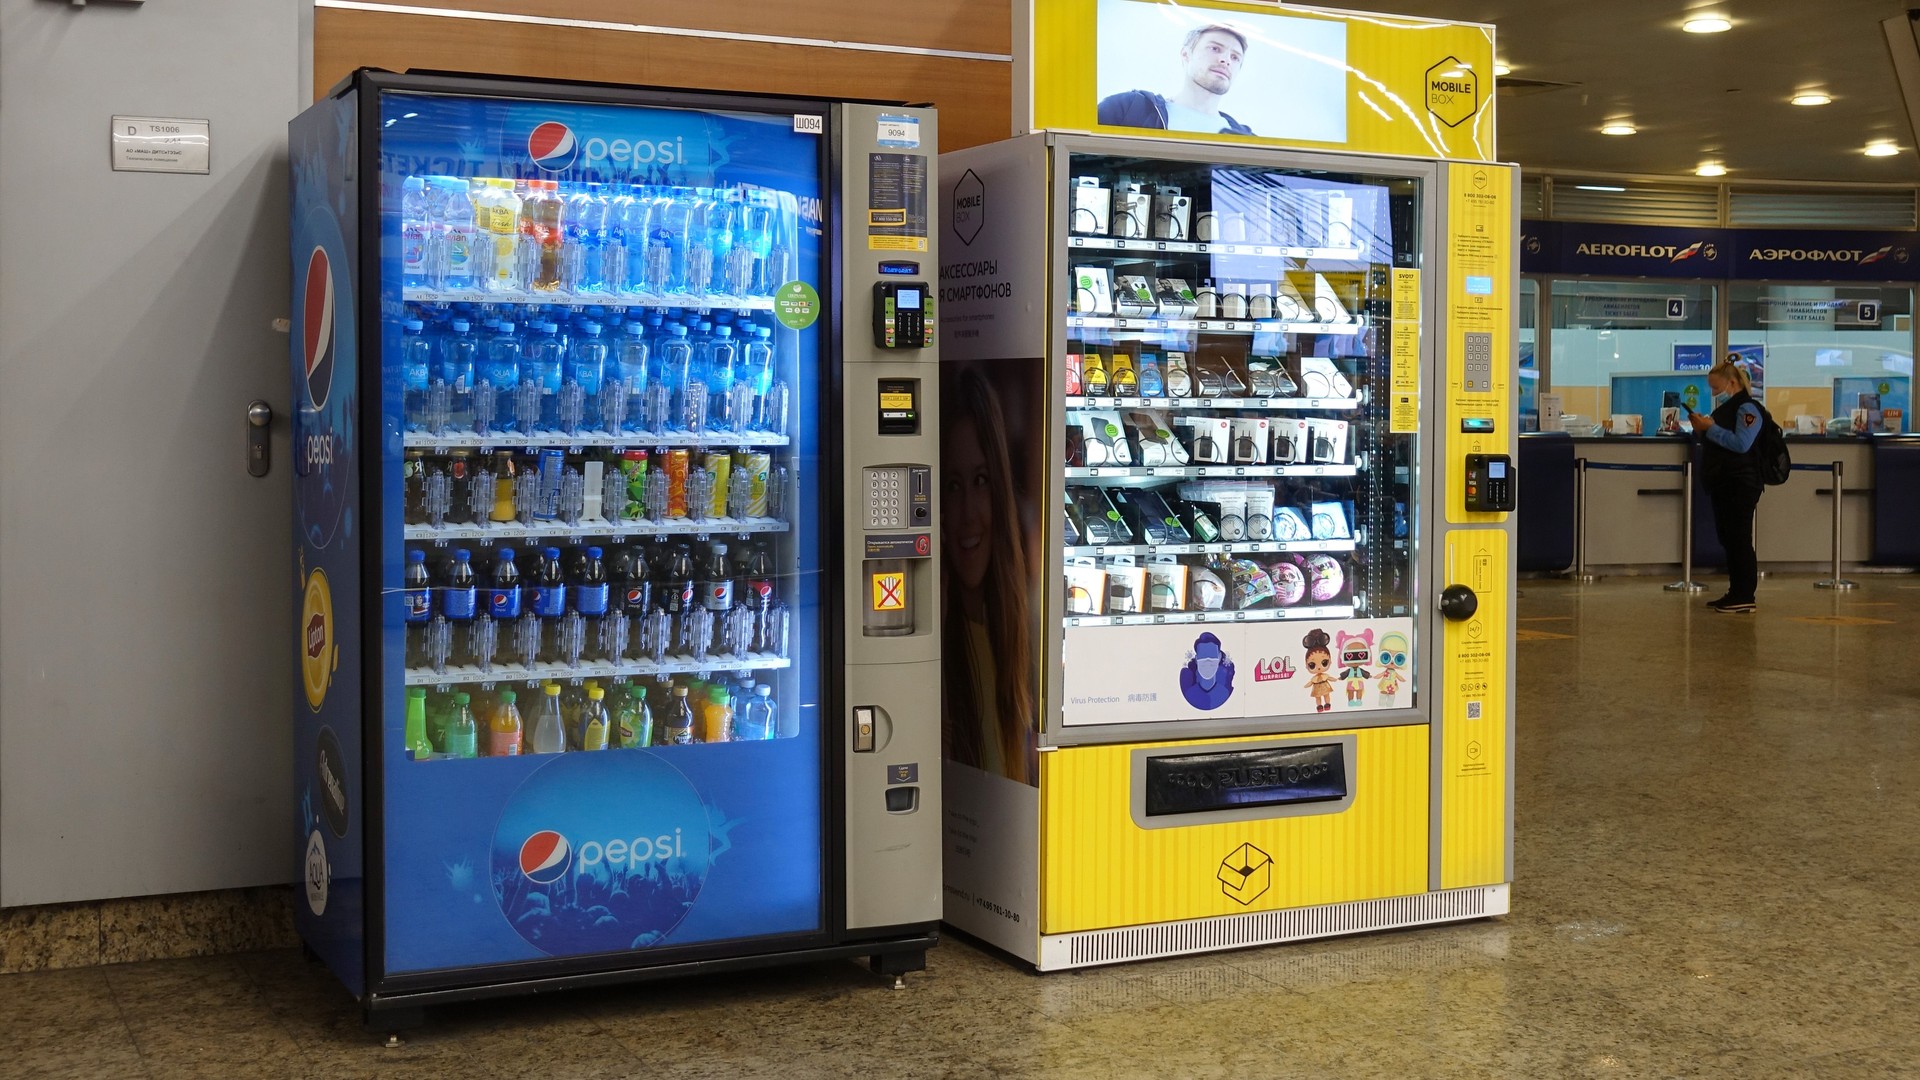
xmin=1565 ymin=459 xmax=1687 ymax=583
xmin=1807 ymin=461 xmax=1857 ymax=591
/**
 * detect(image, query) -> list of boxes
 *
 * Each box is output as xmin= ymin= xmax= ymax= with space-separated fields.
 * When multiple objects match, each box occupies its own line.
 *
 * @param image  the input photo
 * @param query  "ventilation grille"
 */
xmin=1550 ymin=183 xmax=1720 ymax=226
xmin=1059 ymin=887 xmax=1496 ymax=968
xmin=1729 ymin=190 xmax=1918 ymax=229
xmin=1518 ymin=175 xmax=1545 ymax=217
xmin=1497 ymin=77 xmax=1581 ymax=99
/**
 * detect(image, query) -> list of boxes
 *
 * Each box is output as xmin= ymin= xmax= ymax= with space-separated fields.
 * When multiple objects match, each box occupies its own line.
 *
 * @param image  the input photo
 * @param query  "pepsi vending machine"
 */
xmin=290 ymin=70 xmax=942 ymax=1024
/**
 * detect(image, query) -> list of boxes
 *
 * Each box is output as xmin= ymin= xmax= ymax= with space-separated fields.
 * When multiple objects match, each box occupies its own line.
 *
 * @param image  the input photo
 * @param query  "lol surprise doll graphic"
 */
xmin=1336 ymin=629 xmax=1374 ymax=707
xmin=1302 ymin=628 xmax=1335 ymax=713
xmin=1375 ymin=631 xmax=1409 ymax=704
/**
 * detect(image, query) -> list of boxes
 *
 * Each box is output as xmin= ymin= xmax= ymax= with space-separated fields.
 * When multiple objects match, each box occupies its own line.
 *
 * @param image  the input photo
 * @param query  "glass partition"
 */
xmin=1729 ymin=284 xmax=1913 ymax=433
xmin=1547 ymin=280 xmax=1716 ymax=435
xmin=1518 ymin=278 xmax=1538 ymax=430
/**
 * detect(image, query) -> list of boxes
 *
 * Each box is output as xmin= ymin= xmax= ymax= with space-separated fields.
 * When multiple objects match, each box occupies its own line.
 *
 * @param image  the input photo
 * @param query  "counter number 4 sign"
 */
xmin=1667 ymin=298 xmax=1686 ymax=320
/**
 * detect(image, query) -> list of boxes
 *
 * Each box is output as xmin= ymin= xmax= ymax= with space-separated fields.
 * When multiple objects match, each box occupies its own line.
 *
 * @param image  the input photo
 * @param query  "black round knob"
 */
xmin=1440 ymin=584 xmax=1479 ymax=622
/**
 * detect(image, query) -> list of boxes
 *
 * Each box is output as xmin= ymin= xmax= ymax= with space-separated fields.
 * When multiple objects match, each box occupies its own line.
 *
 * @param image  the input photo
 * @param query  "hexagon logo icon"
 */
xmin=951 ymin=169 xmax=985 ymax=246
xmin=1426 ymin=57 xmax=1480 ymax=128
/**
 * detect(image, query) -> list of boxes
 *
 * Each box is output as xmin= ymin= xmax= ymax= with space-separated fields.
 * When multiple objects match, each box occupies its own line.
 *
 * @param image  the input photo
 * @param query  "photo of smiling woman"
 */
xmin=941 ymin=365 xmax=1039 ymax=786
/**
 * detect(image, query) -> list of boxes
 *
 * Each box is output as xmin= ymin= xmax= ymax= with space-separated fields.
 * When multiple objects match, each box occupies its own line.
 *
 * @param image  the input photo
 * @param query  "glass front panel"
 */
xmin=1056 ymin=152 xmax=1419 ymax=729
xmin=1730 ymin=283 xmax=1914 ymax=433
xmin=375 ymin=90 xmax=828 ymax=974
xmin=1547 ymin=280 xmax=1716 ymax=435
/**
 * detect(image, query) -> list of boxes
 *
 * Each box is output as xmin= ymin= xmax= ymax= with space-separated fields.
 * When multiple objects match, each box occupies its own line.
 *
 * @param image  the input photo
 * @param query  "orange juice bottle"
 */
xmin=699 ymin=685 xmax=734 ymax=743
xmin=488 ymin=689 xmax=523 ymax=756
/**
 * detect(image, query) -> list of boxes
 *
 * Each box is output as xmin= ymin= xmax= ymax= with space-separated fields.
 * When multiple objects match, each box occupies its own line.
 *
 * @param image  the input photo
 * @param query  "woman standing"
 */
xmin=1688 ymin=356 xmax=1765 ymax=613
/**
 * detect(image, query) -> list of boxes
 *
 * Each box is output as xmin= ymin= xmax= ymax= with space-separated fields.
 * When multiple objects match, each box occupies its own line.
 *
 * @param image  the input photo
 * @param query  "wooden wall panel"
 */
xmin=328 ymin=0 xmax=1013 ymax=56
xmin=314 ymin=7 xmax=1015 ymax=153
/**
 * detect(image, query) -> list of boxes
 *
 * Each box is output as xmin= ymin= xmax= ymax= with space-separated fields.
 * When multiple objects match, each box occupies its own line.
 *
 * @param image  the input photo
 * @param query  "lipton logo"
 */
xmin=306 ymin=614 xmax=327 ymax=659
xmin=301 ymin=569 xmax=336 ymax=711
xmin=1426 ymin=57 xmax=1480 ymax=128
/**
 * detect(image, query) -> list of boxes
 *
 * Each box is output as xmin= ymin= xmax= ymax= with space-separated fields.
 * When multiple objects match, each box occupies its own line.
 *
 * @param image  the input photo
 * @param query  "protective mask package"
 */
xmin=1188 ymin=566 xmax=1228 ymax=611
xmin=1230 ymin=417 xmax=1270 ymax=465
xmin=1310 ymin=500 xmax=1351 ymax=540
xmin=1245 ymin=485 xmax=1277 ymax=541
xmin=1066 ymin=486 xmax=1129 ymax=544
xmin=1081 ymin=411 xmax=1134 ymax=466
xmin=1306 ymin=417 xmax=1350 ymax=464
xmin=1272 ymin=417 xmax=1311 ymax=464
xmin=1145 ymin=558 xmax=1189 ymax=612
xmin=1124 ymin=409 xmax=1189 ymax=466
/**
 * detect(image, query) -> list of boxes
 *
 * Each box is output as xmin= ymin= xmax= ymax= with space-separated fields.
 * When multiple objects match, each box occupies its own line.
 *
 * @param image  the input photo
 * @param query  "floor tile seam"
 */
xmin=100 ymin=962 xmax=162 ymax=1080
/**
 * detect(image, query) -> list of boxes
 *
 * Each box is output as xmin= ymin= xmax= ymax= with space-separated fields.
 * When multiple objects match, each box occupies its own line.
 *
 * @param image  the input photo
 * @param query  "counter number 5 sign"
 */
xmin=1858 ymin=301 xmax=1881 ymax=324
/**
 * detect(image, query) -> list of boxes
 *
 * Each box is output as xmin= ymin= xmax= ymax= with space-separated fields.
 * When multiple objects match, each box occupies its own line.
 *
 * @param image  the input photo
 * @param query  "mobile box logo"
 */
xmin=301 ymin=246 xmax=335 ymax=410
xmin=528 ymin=121 xmax=580 ymax=172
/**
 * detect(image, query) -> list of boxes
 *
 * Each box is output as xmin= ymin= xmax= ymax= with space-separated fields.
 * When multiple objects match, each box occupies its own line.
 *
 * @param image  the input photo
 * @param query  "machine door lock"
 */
xmin=246 ymin=400 xmax=273 ymax=478
xmin=1439 ymin=584 xmax=1479 ymax=622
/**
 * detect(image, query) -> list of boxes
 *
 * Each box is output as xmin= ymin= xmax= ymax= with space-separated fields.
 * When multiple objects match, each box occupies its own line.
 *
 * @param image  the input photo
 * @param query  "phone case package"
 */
xmin=1305 ymin=417 xmax=1350 ymax=464
xmin=1310 ymin=500 xmax=1351 ymax=540
xmin=1066 ymin=486 xmax=1130 ymax=544
xmin=1272 ymin=505 xmax=1313 ymax=542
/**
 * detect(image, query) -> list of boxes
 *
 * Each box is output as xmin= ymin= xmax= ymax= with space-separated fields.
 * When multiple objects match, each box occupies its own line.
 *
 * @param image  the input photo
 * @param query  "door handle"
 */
xmin=247 ymin=400 xmax=273 ymax=477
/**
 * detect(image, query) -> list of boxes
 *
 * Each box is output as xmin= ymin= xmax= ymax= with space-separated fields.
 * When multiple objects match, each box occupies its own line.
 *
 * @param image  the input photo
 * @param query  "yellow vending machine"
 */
xmin=937 ymin=0 xmax=1514 ymax=969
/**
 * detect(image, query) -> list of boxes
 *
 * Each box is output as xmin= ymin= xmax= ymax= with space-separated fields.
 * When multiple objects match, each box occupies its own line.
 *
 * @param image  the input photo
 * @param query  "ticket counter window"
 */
xmin=1729 ymin=284 xmax=1913 ymax=434
xmin=1547 ymin=280 xmax=1717 ymax=435
xmin=1519 ymin=278 xmax=1539 ymax=429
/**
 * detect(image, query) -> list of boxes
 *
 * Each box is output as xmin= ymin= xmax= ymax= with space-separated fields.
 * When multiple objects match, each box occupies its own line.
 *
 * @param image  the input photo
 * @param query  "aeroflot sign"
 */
xmin=1527 ymin=221 xmax=1920 ymax=281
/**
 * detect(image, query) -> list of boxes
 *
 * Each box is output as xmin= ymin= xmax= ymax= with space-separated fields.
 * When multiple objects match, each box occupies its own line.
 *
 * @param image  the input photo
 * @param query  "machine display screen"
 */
xmin=897 ymin=289 xmax=921 ymax=310
xmin=1488 ymin=461 xmax=1506 ymax=479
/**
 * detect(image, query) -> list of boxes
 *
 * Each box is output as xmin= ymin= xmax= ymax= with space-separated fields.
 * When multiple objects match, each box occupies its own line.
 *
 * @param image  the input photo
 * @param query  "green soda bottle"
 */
xmin=405 ymin=688 xmax=432 ymax=759
xmin=615 ymin=685 xmax=654 ymax=749
xmin=443 ymin=692 xmax=479 ymax=759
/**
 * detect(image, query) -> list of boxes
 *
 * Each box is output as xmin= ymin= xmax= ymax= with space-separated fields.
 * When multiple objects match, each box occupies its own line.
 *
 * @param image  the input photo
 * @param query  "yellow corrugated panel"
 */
xmin=1439 ymin=530 xmax=1510 ymax=888
xmin=1040 ymin=727 xmax=1429 ymax=934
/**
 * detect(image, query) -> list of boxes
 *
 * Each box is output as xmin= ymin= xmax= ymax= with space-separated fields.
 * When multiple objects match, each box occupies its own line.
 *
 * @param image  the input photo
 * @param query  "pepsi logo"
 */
xmin=519 ymin=830 xmax=573 ymax=884
xmin=528 ymin=122 xmax=579 ymax=172
xmin=301 ymin=246 xmax=335 ymax=410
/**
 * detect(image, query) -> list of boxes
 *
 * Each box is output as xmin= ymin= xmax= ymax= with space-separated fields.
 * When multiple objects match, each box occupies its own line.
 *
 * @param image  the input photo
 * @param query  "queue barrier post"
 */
xmin=1664 ymin=457 xmax=1705 ymax=593
xmin=1568 ymin=457 xmax=1599 ymax=582
xmin=1814 ymin=460 xmax=1857 ymax=591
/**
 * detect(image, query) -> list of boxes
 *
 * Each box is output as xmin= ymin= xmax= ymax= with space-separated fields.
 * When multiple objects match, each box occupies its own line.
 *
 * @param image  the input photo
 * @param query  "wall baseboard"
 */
xmin=0 ymin=887 xmax=297 ymax=975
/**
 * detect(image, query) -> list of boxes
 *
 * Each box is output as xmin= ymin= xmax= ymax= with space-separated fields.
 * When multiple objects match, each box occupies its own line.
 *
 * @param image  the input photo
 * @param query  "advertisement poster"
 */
xmin=1094 ymin=0 xmax=1349 ymax=144
xmin=1060 ymin=618 xmax=1415 ymax=726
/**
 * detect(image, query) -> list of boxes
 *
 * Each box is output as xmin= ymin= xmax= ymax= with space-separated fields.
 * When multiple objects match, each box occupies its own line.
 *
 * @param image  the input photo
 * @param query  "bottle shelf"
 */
xmin=1064 ymin=603 xmax=1355 ymax=628
xmin=1065 ymin=539 xmax=1357 ymax=559
xmin=406 ymin=653 xmax=793 ymax=689
xmin=405 ymin=516 xmax=789 ymax=543
xmin=1065 ymin=464 xmax=1359 ymax=479
xmin=402 ymin=430 xmax=790 ymax=452
xmin=1066 ymin=315 xmax=1364 ymax=337
xmin=404 ymin=286 xmax=778 ymax=312
xmin=1066 ymin=236 xmax=1367 ymax=261
xmin=1068 ymin=395 xmax=1359 ymax=412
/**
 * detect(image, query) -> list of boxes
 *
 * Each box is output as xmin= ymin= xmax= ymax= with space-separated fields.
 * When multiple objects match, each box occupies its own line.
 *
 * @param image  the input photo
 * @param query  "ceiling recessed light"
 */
xmin=1600 ymin=122 xmax=1638 ymax=136
xmin=1790 ymin=92 xmax=1833 ymax=107
xmin=1865 ymin=140 xmax=1901 ymax=157
xmin=1696 ymin=163 xmax=1728 ymax=177
xmin=1683 ymin=16 xmax=1732 ymax=33
xmin=1494 ymin=63 xmax=1512 ymax=77
xmin=1574 ymin=185 xmax=1627 ymax=192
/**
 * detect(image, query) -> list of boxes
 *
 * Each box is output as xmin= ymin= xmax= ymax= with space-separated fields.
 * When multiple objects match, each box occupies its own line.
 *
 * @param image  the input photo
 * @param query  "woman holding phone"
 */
xmin=1687 ymin=356 xmax=1765 ymax=613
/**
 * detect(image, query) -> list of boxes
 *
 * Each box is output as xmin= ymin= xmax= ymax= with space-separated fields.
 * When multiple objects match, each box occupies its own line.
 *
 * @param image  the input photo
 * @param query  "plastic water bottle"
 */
xmin=401 ymin=319 xmax=432 ymax=431
xmin=736 ymin=191 xmax=775 ymax=295
xmin=662 ymin=190 xmax=703 ymax=294
xmin=430 ymin=177 xmax=477 ymax=291
xmin=641 ymin=189 xmax=676 ymax=296
xmin=655 ymin=325 xmax=691 ymax=431
xmin=606 ymin=185 xmax=643 ymax=295
xmin=405 ymin=688 xmax=432 ymax=759
xmin=527 ymin=321 xmax=565 ymax=431
xmin=707 ymin=325 xmax=739 ymax=431
xmin=439 ymin=318 xmax=477 ymax=431
xmin=487 ymin=691 xmax=523 ymax=756
xmin=474 ymin=179 xmax=523 ymax=293
xmin=401 ymin=177 xmax=430 ymax=289
xmin=702 ymin=193 xmax=738 ymax=295
xmin=564 ymin=323 xmax=607 ymax=433
xmin=480 ymin=320 xmax=522 ymax=434
xmin=564 ymin=184 xmax=608 ymax=294
xmin=530 ymin=684 xmax=567 ymax=754
xmin=738 ymin=684 xmax=777 ymax=741
xmin=404 ymin=549 xmax=432 ymax=667
xmin=574 ymin=545 xmax=611 ymax=619
xmin=523 ymin=179 xmax=565 ymax=292
xmin=613 ymin=322 xmax=648 ymax=433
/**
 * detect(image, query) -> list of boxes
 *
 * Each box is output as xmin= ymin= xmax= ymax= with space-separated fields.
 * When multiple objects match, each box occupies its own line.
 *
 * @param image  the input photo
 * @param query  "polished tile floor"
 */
xmin=8 ymin=575 xmax=1919 ymax=1079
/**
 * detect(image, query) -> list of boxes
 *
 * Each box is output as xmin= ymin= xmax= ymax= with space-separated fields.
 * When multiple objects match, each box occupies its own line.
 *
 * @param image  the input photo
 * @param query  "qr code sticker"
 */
xmin=1466 ymin=701 xmax=1483 ymax=720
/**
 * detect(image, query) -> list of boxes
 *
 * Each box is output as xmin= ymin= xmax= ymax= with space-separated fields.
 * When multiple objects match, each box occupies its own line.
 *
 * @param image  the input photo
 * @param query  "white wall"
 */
xmin=0 ymin=1 xmax=303 ymax=904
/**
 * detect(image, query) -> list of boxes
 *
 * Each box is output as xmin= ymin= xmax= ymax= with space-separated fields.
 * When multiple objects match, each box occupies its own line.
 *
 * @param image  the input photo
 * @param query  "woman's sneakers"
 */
xmin=1706 ymin=596 xmax=1757 ymax=613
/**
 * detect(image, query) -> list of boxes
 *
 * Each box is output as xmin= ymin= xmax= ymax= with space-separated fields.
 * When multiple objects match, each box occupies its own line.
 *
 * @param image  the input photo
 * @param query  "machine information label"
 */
xmin=111 ymin=115 xmax=210 ymax=174
xmin=876 ymin=114 xmax=922 ymax=148
xmin=864 ymin=533 xmax=932 ymax=560
xmin=1390 ymin=268 xmax=1421 ymax=396
xmin=868 ymin=153 xmax=929 ymax=252
xmin=1391 ymin=393 xmax=1421 ymax=435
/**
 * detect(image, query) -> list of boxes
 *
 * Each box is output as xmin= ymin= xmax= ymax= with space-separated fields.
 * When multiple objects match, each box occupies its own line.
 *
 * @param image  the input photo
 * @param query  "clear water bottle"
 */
xmin=401 ymin=177 xmax=430 ymax=289
xmin=737 ymin=190 xmax=776 ymax=295
xmin=564 ymin=183 xmax=608 ymax=294
xmin=563 ymin=322 xmax=606 ymax=434
xmin=439 ymin=318 xmax=477 ymax=431
xmin=529 ymin=684 xmax=568 ymax=755
xmin=703 ymin=193 xmax=739 ymax=295
xmin=527 ymin=320 xmax=565 ymax=431
xmin=613 ymin=322 xmax=648 ymax=433
xmin=480 ymin=320 xmax=522 ymax=434
xmin=400 ymin=319 xmax=432 ymax=432
xmin=430 ymin=176 xmax=478 ymax=291
xmin=659 ymin=190 xmax=701 ymax=294
xmin=707 ymin=325 xmax=739 ymax=431
xmin=737 ymin=684 xmax=777 ymax=741
xmin=641 ymin=188 xmax=676 ymax=296
xmin=656 ymin=325 xmax=692 ymax=431
xmin=605 ymin=185 xmax=639 ymax=295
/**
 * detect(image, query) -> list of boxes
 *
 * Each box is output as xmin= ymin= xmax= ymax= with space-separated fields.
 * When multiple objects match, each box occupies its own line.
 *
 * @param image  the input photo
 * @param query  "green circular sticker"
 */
xmin=774 ymin=281 xmax=821 ymax=330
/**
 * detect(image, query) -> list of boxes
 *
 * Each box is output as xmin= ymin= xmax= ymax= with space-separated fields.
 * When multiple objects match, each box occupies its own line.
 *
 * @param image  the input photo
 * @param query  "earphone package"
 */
xmin=1145 ymin=557 xmax=1189 ymax=612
